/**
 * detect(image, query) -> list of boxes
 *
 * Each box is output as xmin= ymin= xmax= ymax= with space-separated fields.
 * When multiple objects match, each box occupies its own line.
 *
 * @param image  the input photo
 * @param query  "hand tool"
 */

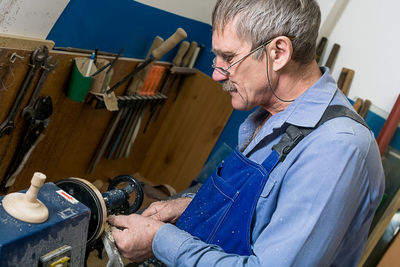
xmin=316 ymin=37 xmax=328 ymax=64
xmin=358 ymin=99 xmax=371 ymax=119
xmin=21 ymin=55 xmax=58 ymax=119
xmin=173 ymin=41 xmax=198 ymax=101
xmin=87 ymin=29 xmax=187 ymax=173
xmin=0 ymin=96 xmax=53 ymax=193
xmin=188 ymin=44 xmax=204 ymax=69
xmin=337 ymin=67 xmax=354 ymax=97
xmin=352 ymin=97 xmax=363 ymax=113
xmin=141 ymin=41 xmax=194 ymax=134
xmin=324 ymin=43 xmax=340 ymax=70
xmin=0 ymin=47 xmax=48 ymax=137
xmin=102 ymin=223 xmax=124 ymax=267
xmin=107 ymin=95 xmax=144 ymax=159
xmin=106 ymin=28 xmax=187 ymax=95
xmin=120 ymin=41 xmax=192 ymax=157
xmin=377 ymin=94 xmax=400 ymax=155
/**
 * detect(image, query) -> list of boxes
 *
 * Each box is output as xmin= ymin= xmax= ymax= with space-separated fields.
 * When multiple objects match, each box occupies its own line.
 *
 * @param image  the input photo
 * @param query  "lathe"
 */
xmin=0 ymin=172 xmax=144 ymax=266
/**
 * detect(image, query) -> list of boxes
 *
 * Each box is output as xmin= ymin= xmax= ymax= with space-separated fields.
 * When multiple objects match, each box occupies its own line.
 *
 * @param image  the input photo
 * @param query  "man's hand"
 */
xmin=141 ymin=197 xmax=192 ymax=223
xmin=109 ymin=214 xmax=164 ymax=262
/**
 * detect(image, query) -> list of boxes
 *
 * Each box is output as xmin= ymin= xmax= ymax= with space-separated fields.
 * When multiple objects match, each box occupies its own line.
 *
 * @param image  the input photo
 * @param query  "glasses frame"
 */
xmin=212 ymin=36 xmax=295 ymax=77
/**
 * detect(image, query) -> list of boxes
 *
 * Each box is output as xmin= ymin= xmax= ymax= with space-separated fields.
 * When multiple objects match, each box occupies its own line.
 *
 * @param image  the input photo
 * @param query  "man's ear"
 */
xmin=269 ymin=36 xmax=293 ymax=71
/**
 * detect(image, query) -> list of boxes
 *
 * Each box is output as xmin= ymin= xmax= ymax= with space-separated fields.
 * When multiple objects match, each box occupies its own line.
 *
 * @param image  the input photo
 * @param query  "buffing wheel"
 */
xmin=56 ymin=178 xmax=107 ymax=245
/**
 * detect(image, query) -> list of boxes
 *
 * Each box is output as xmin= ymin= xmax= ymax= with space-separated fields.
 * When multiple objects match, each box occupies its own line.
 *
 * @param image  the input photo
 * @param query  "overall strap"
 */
xmin=272 ymin=105 xmax=369 ymax=162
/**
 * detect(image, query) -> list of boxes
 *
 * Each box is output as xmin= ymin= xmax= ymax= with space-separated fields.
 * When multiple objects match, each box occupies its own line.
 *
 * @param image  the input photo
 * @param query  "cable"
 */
xmin=265 ymin=50 xmax=296 ymax=103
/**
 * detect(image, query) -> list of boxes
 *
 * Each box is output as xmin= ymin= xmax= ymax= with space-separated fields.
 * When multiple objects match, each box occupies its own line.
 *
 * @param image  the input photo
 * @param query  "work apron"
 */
xmin=176 ymin=105 xmax=368 ymax=256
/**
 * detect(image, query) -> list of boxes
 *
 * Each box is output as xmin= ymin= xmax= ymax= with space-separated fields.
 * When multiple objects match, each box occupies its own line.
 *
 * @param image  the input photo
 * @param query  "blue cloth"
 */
xmin=152 ymin=67 xmax=385 ymax=266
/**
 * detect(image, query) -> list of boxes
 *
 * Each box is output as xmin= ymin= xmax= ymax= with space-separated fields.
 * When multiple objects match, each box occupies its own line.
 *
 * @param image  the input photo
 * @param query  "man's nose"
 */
xmin=212 ymin=69 xmax=228 ymax=82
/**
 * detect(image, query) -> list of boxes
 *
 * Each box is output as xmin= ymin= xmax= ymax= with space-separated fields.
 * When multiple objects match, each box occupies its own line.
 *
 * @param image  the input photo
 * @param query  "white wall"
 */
xmin=136 ymin=0 xmax=217 ymax=24
xmin=0 ymin=0 xmax=69 ymax=39
xmin=319 ymin=0 xmax=400 ymax=116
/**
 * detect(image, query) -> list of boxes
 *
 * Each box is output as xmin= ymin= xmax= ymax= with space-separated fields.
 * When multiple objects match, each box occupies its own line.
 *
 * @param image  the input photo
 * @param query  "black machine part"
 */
xmin=55 ymin=175 xmax=144 ymax=245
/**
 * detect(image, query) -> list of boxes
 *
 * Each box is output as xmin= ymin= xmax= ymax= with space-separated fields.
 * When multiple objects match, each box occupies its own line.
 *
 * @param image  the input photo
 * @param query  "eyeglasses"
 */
xmin=212 ymin=36 xmax=295 ymax=77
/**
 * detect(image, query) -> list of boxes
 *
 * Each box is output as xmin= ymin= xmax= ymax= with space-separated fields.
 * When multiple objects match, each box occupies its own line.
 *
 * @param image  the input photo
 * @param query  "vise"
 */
xmin=0 ymin=172 xmax=143 ymax=266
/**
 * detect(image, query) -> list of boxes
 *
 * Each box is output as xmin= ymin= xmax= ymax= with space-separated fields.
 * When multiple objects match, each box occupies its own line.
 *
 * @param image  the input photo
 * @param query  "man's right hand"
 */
xmin=141 ymin=197 xmax=192 ymax=224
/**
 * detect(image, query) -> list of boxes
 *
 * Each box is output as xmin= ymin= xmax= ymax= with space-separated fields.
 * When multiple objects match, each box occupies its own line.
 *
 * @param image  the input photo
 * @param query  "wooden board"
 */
xmin=139 ymin=72 xmax=233 ymax=191
xmin=0 ymin=47 xmax=232 ymax=194
xmin=0 ymin=33 xmax=55 ymax=50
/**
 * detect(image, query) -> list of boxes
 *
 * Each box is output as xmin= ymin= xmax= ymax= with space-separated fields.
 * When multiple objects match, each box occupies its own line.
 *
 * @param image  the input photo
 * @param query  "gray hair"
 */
xmin=212 ymin=0 xmax=321 ymax=64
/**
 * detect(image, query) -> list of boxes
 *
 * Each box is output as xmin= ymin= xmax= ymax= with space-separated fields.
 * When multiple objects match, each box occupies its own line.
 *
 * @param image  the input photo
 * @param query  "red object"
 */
xmin=377 ymin=94 xmax=400 ymax=155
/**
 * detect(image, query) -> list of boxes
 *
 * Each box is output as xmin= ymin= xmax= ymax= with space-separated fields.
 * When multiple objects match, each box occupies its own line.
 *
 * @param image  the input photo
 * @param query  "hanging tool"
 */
xmin=119 ymin=41 xmax=192 ymax=158
xmin=0 ymin=96 xmax=53 ymax=193
xmin=21 ymin=55 xmax=58 ymax=118
xmin=106 ymin=28 xmax=187 ymax=95
xmin=87 ymin=28 xmax=187 ymax=174
xmin=0 ymin=47 xmax=48 ymax=137
xmin=316 ymin=37 xmax=328 ymax=64
xmin=141 ymin=41 xmax=194 ymax=134
xmin=324 ymin=43 xmax=340 ymax=70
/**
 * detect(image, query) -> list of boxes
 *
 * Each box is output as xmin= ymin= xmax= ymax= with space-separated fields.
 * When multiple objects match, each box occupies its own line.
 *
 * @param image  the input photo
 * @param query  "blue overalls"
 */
xmin=176 ymin=105 xmax=368 ymax=256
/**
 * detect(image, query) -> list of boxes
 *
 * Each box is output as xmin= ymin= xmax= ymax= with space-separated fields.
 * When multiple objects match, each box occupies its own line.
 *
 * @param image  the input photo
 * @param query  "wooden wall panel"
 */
xmin=0 ymin=47 xmax=232 ymax=195
xmin=139 ymin=71 xmax=232 ymax=191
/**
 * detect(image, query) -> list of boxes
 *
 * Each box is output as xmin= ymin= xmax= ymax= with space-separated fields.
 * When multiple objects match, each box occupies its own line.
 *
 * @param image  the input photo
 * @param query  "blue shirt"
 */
xmin=152 ymin=67 xmax=385 ymax=266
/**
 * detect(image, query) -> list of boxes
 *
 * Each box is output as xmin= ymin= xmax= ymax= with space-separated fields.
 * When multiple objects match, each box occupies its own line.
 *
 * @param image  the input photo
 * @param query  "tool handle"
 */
xmin=341 ymin=68 xmax=354 ymax=97
xmin=325 ymin=43 xmax=340 ymax=70
xmin=146 ymin=36 xmax=164 ymax=59
xmin=152 ymin=28 xmax=187 ymax=60
xmin=173 ymin=41 xmax=190 ymax=66
xmin=126 ymin=37 xmax=163 ymax=94
xmin=353 ymin=98 xmax=363 ymax=113
xmin=126 ymin=28 xmax=187 ymax=94
xmin=182 ymin=41 xmax=198 ymax=67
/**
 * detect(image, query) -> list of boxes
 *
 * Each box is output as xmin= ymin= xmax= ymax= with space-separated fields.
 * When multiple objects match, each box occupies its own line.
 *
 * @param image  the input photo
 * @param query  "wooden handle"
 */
xmin=325 ymin=43 xmax=340 ymax=70
xmin=337 ymin=67 xmax=347 ymax=90
xmin=341 ymin=68 xmax=355 ymax=97
xmin=145 ymin=36 xmax=164 ymax=59
xmin=359 ymin=99 xmax=371 ymax=118
xmin=26 ymin=172 xmax=46 ymax=203
xmin=152 ymin=28 xmax=187 ymax=60
xmin=316 ymin=37 xmax=328 ymax=64
xmin=172 ymin=41 xmax=190 ymax=66
xmin=127 ymin=28 xmax=187 ymax=94
xmin=353 ymin=98 xmax=363 ymax=113
xmin=182 ymin=41 xmax=198 ymax=67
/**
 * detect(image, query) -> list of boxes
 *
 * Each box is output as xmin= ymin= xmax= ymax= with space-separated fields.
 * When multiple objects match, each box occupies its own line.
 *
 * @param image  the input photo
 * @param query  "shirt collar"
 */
xmin=285 ymin=67 xmax=337 ymax=128
xmin=239 ymin=67 xmax=337 ymax=151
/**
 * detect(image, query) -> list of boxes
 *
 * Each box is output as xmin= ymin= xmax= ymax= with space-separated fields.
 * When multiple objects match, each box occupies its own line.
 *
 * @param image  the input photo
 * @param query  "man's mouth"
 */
xmin=222 ymin=81 xmax=238 ymax=93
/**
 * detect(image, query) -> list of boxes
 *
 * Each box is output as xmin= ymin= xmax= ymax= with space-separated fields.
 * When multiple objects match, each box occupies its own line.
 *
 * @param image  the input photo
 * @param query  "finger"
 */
xmin=111 ymin=226 xmax=128 ymax=243
xmin=141 ymin=201 xmax=164 ymax=217
xmin=141 ymin=206 xmax=157 ymax=217
xmin=108 ymin=215 xmax=130 ymax=228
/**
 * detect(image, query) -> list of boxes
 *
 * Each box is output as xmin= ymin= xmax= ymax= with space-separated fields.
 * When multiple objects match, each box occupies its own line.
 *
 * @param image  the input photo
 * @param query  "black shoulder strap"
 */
xmin=272 ymin=105 xmax=369 ymax=161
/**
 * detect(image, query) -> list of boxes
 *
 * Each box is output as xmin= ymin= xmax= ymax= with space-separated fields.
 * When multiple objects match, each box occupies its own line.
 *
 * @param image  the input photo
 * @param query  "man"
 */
xmin=110 ymin=0 xmax=385 ymax=266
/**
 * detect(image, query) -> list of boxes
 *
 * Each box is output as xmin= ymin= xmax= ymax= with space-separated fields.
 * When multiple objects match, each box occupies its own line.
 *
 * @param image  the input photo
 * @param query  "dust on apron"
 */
xmin=176 ymin=105 xmax=368 ymax=255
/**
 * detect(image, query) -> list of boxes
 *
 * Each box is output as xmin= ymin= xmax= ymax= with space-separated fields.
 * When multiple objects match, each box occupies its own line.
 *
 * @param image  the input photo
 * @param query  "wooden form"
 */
xmin=0 ymin=47 xmax=232 ymax=194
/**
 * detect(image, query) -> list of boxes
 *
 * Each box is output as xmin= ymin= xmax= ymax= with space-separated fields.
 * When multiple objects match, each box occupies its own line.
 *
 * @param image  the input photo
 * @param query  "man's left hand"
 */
xmin=109 ymin=214 xmax=164 ymax=262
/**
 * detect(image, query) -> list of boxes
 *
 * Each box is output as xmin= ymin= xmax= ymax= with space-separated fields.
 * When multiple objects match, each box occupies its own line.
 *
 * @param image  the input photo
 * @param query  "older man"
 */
xmin=110 ymin=0 xmax=385 ymax=266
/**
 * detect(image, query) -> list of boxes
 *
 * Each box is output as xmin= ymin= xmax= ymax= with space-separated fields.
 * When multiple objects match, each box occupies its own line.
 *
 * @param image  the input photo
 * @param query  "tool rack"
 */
xmin=0 ymin=46 xmax=233 ymax=194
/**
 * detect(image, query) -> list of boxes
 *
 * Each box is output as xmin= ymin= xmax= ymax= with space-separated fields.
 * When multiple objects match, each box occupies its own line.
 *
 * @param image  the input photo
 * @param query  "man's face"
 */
xmin=212 ymin=21 xmax=271 ymax=111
